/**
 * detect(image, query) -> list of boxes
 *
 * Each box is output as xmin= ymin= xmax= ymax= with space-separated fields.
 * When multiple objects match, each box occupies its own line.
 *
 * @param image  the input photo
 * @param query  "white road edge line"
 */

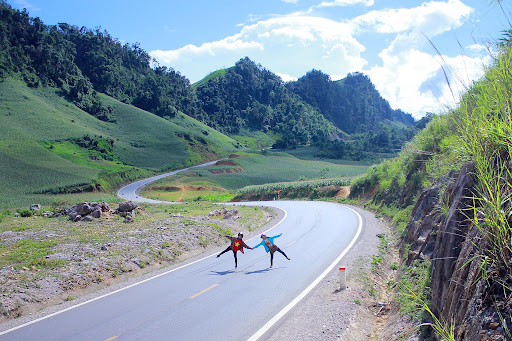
xmin=246 ymin=204 xmax=363 ymax=341
xmin=0 ymin=208 xmax=288 ymax=336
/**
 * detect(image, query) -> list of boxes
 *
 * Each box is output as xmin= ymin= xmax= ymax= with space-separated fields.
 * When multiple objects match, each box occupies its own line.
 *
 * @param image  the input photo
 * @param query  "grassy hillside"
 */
xmin=191 ymin=68 xmax=231 ymax=90
xmin=0 ymin=78 xmax=239 ymax=208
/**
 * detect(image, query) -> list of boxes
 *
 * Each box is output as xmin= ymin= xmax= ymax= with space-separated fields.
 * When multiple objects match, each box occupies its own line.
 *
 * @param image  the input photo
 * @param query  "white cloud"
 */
xmin=353 ymin=0 xmax=472 ymax=36
xmin=150 ymin=16 xmax=366 ymax=84
xmin=282 ymin=0 xmax=299 ymax=4
xmin=317 ymin=0 xmax=374 ymax=8
xmin=467 ymin=43 xmax=487 ymax=52
xmin=276 ymin=73 xmax=298 ymax=82
xmin=367 ymin=48 xmax=488 ymax=118
xmin=351 ymin=0 xmax=479 ymax=117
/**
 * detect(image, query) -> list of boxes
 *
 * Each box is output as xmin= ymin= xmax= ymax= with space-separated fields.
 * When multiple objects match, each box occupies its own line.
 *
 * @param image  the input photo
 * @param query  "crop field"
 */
xmin=142 ymin=151 xmax=368 ymax=202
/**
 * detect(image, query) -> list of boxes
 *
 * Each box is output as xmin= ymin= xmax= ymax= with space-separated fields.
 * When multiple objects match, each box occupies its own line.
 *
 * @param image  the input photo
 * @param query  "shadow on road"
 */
xmin=210 ymin=270 xmax=235 ymax=276
xmin=244 ymin=267 xmax=284 ymax=275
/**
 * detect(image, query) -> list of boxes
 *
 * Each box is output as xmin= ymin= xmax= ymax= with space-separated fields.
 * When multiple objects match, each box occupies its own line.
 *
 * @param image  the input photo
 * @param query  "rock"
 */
xmin=489 ymin=322 xmax=500 ymax=330
xmin=223 ymin=210 xmax=238 ymax=219
xmin=68 ymin=211 xmax=80 ymax=221
xmin=91 ymin=209 xmax=101 ymax=219
xmin=100 ymin=202 xmax=110 ymax=212
xmin=42 ymin=211 xmax=52 ymax=217
xmin=14 ymin=213 xmax=19 ymax=217
xmin=82 ymin=215 xmax=93 ymax=222
xmin=118 ymin=201 xmax=138 ymax=212
xmin=124 ymin=216 xmax=134 ymax=223
xmin=30 ymin=204 xmax=41 ymax=211
xmin=68 ymin=202 xmax=94 ymax=217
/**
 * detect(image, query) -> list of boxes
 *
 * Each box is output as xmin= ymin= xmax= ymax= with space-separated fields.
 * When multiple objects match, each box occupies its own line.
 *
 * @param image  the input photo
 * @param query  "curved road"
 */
xmin=117 ymin=160 xmax=219 ymax=203
xmin=0 ymin=166 xmax=362 ymax=341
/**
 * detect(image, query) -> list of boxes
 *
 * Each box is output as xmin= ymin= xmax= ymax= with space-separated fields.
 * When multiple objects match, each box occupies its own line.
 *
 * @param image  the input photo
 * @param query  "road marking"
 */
xmin=0 ymin=208 xmax=288 ymax=337
xmin=104 ymin=336 xmax=118 ymax=341
xmin=285 ymin=240 xmax=296 ymax=247
xmin=189 ymin=284 xmax=219 ymax=299
xmin=247 ymin=204 xmax=363 ymax=341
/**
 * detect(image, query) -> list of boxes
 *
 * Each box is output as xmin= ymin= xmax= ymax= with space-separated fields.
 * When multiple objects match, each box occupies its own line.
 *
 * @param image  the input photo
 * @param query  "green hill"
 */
xmin=0 ymin=78 xmax=238 ymax=208
xmin=192 ymin=68 xmax=231 ymax=90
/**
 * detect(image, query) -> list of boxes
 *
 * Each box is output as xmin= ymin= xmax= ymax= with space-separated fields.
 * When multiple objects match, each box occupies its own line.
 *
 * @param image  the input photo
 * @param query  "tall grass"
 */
xmin=453 ymin=43 xmax=512 ymax=291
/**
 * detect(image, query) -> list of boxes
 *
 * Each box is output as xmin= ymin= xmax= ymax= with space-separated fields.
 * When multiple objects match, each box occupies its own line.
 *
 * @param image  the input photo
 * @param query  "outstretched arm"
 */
xmin=252 ymin=241 xmax=263 ymax=249
xmin=242 ymin=241 xmax=253 ymax=249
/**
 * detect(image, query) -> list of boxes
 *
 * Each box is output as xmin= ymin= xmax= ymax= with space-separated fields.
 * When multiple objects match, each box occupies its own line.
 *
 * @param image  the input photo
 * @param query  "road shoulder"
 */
xmin=264 ymin=204 xmax=395 ymax=340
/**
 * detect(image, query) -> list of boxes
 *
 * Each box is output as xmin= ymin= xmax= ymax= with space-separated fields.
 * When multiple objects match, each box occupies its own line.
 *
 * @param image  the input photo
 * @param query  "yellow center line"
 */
xmin=286 ymin=240 xmax=296 ymax=247
xmin=189 ymin=284 xmax=219 ymax=299
xmin=104 ymin=336 xmax=118 ymax=341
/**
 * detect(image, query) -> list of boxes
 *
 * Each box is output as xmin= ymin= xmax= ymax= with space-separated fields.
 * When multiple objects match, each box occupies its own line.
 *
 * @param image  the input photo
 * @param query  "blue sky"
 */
xmin=8 ymin=0 xmax=512 ymax=118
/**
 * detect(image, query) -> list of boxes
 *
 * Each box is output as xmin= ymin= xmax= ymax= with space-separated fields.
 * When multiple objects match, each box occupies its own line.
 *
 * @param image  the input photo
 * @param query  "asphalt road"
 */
xmin=117 ymin=160 xmax=219 ymax=203
xmin=0 ymin=201 xmax=361 ymax=341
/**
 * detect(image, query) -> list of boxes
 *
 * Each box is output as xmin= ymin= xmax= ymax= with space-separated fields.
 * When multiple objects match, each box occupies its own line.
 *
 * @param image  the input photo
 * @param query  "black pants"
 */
xmin=270 ymin=248 xmax=288 ymax=267
xmin=218 ymin=246 xmax=238 ymax=267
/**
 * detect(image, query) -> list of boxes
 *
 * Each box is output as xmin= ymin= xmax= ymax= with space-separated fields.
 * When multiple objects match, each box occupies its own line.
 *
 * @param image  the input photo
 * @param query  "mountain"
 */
xmin=0 ymin=3 xmax=202 ymax=122
xmin=193 ymin=57 xmax=338 ymax=148
xmin=286 ymin=70 xmax=416 ymax=154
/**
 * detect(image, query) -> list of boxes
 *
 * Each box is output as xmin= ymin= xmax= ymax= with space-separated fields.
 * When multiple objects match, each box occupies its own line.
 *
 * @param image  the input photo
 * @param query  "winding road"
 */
xmin=0 ymin=163 xmax=363 ymax=341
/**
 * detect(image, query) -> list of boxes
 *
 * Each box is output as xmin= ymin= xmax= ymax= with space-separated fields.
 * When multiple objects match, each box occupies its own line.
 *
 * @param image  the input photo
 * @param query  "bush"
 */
xmin=17 ymin=209 xmax=33 ymax=217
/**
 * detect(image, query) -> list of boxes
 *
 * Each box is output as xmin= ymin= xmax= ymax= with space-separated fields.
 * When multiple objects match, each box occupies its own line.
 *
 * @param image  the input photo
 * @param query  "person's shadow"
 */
xmin=245 ymin=266 xmax=283 ymax=275
xmin=210 ymin=270 xmax=235 ymax=276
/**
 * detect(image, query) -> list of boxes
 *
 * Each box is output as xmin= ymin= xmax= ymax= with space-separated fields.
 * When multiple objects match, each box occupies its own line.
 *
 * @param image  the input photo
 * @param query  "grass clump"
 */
xmin=2 ymin=239 xmax=66 ymax=269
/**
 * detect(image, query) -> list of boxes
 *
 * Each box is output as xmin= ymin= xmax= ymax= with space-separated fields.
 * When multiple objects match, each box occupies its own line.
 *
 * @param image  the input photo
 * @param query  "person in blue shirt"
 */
xmin=252 ymin=233 xmax=290 ymax=268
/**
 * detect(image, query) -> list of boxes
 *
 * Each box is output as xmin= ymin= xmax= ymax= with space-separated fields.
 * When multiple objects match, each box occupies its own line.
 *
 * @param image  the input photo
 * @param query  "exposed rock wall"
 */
xmin=403 ymin=165 xmax=509 ymax=340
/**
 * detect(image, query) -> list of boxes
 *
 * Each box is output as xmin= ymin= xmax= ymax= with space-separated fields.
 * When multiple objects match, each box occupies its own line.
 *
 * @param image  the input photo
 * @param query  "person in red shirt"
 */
xmin=216 ymin=232 xmax=252 ymax=268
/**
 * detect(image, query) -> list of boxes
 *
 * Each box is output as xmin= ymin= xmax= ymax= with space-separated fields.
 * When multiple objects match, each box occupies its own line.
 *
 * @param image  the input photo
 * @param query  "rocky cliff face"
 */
xmin=403 ymin=164 xmax=509 ymax=339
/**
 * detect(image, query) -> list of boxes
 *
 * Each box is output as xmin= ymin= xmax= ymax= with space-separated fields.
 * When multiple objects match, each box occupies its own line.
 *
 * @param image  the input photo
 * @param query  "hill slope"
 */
xmin=0 ymin=78 xmax=238 ymax=208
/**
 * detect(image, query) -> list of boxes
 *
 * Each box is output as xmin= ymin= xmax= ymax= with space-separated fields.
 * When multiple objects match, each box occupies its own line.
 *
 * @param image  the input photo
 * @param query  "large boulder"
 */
xmin=118 ymin=201 xmax=138 ymax=212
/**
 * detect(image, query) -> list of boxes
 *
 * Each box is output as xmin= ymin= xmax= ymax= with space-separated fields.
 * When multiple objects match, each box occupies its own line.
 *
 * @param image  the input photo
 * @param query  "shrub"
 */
xmin=17 ymin=209 xmax=33 ymax=217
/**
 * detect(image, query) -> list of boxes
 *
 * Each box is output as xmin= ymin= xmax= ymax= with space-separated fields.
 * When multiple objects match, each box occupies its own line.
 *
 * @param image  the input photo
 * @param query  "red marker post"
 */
xmin=339 ymin=267 xmax=346 ymax=290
